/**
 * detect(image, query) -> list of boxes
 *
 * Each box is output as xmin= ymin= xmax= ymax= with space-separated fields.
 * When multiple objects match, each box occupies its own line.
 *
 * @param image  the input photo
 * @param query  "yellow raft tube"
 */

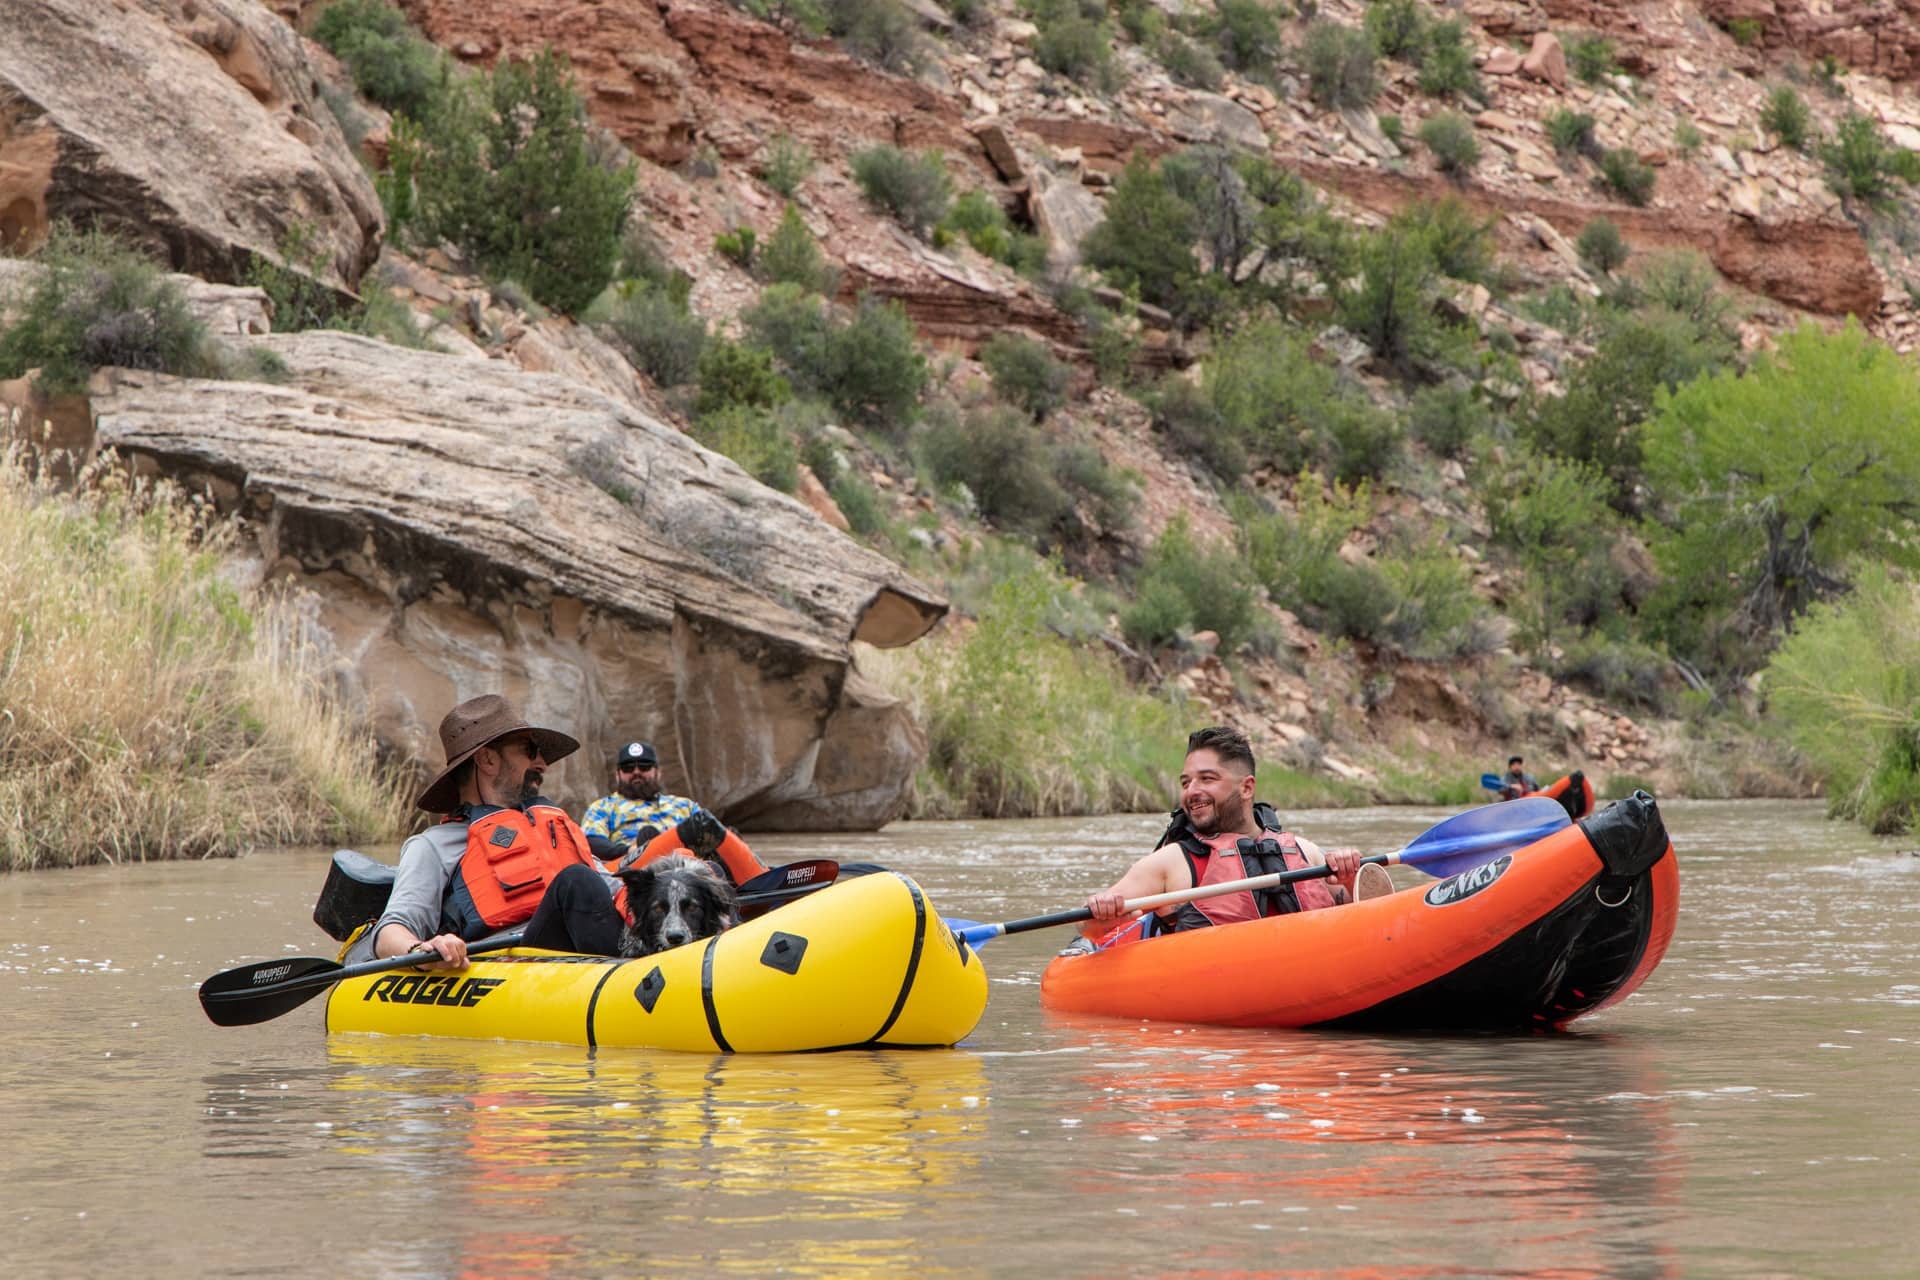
xmin=326 ymin=872 xmax=987 ymax=1052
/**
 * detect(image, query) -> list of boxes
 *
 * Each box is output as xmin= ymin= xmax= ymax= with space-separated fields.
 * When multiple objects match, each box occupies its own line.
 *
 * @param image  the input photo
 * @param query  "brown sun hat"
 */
xmin=415 ymin=693 xmax=580 ymax=813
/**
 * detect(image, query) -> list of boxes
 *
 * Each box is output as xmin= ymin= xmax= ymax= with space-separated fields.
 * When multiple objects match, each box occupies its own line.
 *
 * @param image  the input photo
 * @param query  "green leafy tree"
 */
xmin=1643 ymin=322 xmax=1920 ymax=673
xmin=1081 ymin=156 xmax=1200 ymax=316
xmin=1479 ymin=448 xmax=1619 ymax=650
xmin=396 ymin=50 xmax=634 ymax=314
xmin=1337 ymin=222 xmax=1441 ymax=368
xmin=1524 ymin=307 xmax=1733 ymax=511
xmin=760 ymin=203 xmax=836 ymax=294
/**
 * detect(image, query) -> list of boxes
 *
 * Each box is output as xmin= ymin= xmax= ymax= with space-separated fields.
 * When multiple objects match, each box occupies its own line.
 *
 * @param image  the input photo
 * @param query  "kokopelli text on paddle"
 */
xmin=251 ymin=964 xmax=296 ymax=985
xmin=362 ymin=974 xmax=505 ymax=1007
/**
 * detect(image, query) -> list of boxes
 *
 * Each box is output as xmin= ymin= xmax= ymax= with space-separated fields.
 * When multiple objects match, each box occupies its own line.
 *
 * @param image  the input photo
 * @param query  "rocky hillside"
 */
xmin=11 ymin=0 xmax=1919 ymax=817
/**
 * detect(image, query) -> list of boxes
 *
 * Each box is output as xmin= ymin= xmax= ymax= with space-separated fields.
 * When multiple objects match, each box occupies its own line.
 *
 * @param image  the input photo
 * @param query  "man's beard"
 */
xmin=512 ymin=769 xmax=543 ymax=806
xmin=619 ymin=776 xmax=661 ymax=802
xmin=1188 ymin=791 xmax=1248 ymax=836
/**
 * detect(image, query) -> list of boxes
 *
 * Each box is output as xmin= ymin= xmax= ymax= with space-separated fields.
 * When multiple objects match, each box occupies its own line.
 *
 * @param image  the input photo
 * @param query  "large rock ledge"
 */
xmin=78 ymin=331 xmax=947 ymax=830
xmin=0 ymin=0 xmax=379 ymax=289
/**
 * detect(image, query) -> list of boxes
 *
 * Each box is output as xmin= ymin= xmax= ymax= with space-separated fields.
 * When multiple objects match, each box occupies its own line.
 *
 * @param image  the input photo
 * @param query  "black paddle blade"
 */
xmin=197 ymin=955 xmax=342 ymax=1027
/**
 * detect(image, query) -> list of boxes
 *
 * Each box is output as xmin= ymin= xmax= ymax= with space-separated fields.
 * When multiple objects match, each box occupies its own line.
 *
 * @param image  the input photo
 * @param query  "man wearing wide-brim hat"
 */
xmin=351 ymin=693 xmax=616 ymax=967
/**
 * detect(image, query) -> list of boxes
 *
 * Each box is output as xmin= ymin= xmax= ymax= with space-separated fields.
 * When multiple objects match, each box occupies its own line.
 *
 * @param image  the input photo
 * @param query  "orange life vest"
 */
xmin=1164 ymin=828 xmax=1336 ymax=930
xmin=444 ymin=803 xmax=601 ymax=939
xmin=626 ymin=824 xmax=768 ymax=887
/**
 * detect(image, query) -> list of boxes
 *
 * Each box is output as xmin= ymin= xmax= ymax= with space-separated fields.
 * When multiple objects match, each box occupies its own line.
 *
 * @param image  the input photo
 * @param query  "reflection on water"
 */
xmin=1047 ymin=1023 xmax=1681 ymax=1279
xmin=7 ymin=801 xmax=1920 ymax=1277
xmin=282 ymin=1040 xmax=988 ymax=1277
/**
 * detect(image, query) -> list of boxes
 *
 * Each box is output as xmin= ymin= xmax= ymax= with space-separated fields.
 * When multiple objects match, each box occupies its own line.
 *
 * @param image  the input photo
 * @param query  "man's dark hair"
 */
xmin=1187 ymin=725 xmax=1255 ymax=774
xmin=1508 ymin=755 xmax=1524 ymax=767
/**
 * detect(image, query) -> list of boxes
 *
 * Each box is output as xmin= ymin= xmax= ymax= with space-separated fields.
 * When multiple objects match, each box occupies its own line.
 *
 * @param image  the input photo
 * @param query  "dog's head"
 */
xmin=616 ymin=854 xmax=739 ymax=957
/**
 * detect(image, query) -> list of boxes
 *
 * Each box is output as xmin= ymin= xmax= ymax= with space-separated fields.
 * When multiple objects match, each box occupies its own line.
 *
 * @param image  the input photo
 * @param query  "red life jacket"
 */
xmin=1164 ymin=827 xmax=1337 ymax=931
xmin=443 ymin=803 xmax=601 ymax=939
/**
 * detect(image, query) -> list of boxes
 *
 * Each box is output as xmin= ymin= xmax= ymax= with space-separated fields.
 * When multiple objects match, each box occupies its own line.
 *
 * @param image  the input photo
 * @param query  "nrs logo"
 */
xmin=1423 ymin=853 xmax=1513 ymax=907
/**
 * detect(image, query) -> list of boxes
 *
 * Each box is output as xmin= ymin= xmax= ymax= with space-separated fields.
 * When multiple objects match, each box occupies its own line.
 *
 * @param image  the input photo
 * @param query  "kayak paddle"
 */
xmin=956 ymin=795 xmax=1574 ymax=950
xmin=1481 ymin=772 xmax=1503 ymax=791
xmin=199 ymin=928 xmax=528 ymax=1027
xmin=735 ymin=858 xmax=841 ymax=920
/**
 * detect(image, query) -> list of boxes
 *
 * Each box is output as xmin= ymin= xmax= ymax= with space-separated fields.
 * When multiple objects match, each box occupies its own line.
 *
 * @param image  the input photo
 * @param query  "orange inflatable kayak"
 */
xmin=1039 ymin=791 xmax=1677 ymax=1032
xmin=1536 ymin=770 xmax=1597 ymax=819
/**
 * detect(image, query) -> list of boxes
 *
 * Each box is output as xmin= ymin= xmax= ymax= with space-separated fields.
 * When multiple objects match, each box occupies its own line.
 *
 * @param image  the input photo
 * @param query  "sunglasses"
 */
xmin=496 ymin=736 xmax=547 ymax=761
xmin=617 ymin=762 xmax=655 ymax=774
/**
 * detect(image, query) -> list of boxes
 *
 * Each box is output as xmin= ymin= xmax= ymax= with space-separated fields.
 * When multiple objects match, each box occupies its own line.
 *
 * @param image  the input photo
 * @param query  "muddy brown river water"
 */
xmin=4 ymin=799 xmax=1917 ymax=1278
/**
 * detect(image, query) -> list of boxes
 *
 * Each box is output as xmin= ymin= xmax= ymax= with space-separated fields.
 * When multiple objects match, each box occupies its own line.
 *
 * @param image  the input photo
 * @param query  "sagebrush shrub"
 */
xmin=851 ymin=145 xmax=952 ymax=238
xmin=0 ymin=226 xmax=218 ymax=392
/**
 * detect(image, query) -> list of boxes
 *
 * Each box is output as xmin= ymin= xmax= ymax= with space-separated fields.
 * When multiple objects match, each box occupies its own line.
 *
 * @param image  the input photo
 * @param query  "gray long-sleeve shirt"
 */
xmin=344 ymin=821 xmax=469 ymax=963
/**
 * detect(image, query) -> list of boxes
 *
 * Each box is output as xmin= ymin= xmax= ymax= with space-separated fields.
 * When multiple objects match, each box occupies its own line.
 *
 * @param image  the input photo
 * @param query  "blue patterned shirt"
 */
xmin=581 ymin=792 xmax=701 ymax=847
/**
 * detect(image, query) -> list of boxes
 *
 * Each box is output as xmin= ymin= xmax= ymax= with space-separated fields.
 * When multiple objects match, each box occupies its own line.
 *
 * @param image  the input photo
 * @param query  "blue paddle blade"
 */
xmin=1481 ymin=772 xmax=1503 ymax=791
xmin=1401 ymin=795 xmax=1571 ymax=877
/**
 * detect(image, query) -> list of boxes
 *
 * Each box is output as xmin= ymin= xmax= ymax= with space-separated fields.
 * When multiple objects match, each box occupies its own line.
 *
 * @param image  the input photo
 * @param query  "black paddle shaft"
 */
xmin=198 ymin=930 xmax=526 ymax=1028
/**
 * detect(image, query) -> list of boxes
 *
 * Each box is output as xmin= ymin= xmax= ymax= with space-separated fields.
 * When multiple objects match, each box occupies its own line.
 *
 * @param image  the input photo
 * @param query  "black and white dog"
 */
xmin=615 ymin=854 xmax=739 ymax=957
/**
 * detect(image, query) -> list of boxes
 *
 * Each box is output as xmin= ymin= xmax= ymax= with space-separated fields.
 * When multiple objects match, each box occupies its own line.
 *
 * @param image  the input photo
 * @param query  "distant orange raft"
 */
xmin=1536 ymin=770 xmax=1598 ymax=820
xmin=1040 ymin=791 xmax=1678 ymax=1032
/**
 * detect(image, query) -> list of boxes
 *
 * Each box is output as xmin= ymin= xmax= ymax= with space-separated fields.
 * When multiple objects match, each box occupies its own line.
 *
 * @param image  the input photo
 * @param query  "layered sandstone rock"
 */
xmin=81 ymin=332 xmax=946 ymax=829
xmin=1698 ymin=0 xmax=1920 ymax=84
xmin=0 ymin=0 xmax=380 ymax=289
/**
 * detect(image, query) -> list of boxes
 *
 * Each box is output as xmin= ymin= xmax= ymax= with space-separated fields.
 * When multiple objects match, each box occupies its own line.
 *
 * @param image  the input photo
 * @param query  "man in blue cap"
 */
xmin=580 ymin=740 xmax=702 ymax=866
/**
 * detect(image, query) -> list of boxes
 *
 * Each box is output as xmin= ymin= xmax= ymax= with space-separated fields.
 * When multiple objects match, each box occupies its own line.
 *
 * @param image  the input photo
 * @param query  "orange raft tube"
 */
xmin=1040 ymin=791 xmax=1678 ymax=1032
xmin=1536 ymin=770 xmax=1597 ymax=820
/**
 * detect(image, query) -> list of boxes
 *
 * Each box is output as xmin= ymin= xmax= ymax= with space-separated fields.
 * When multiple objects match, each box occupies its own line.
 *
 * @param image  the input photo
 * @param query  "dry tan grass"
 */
xmin=0 ymin=433 xmax=412 ymax=870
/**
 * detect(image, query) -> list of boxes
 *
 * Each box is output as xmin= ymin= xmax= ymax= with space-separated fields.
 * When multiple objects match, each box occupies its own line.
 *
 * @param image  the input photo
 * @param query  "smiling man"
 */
xmin=1076 ymin=726 xmax=1370 ymax=945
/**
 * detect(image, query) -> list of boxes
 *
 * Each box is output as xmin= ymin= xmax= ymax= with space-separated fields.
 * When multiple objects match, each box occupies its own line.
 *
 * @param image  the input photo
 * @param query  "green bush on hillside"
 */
xmin=1478 ymin=446 xmax=1618 ymax=650
xmin=1337 ymin=222 xmax=1443 ymax=369
xmin=1566 ymin=32 xmax=1616 ymax=84
xmin=1408 ymin=383 xmax=1490 ymax=459
xmin=693 ymin=339 xmax=792 ymax=417
xmin=823 ymin=0 xmax=925 ymax=72
xmin=1820 ymin=112 xmax=1919 ymax=207
xmin=1301 ymin=20 xmax=1377 ymax=110
xmin=1120 ymin=516 xmax=1260 ymax=652
xmin=1418 ymin=111 xmax=1480 ymax=176
xmin=1545 ymin=108 xmax=1600 ymax=161
xmin=1760 ymin=85 xmax=1812 ymax=153
xmin=1417 ymin=20 xmax=1484 ymax=102
xmin=1524 ymin=297 xmax=1733 ymax=510
xmin=760 ymin=203 xmax=838 ymax=295
xmin=590 ymin=282 xmax=708 ymax=387
xmin=691 ymin=402 xmax=801 ymax=492
xmin=393 ymin=49 xmax=634 ymax=314
xmin=917 ymin=401 xmax=1072 ymax=536
xmin=1202 ymin=0 xmax=1284 ymax=72
xmin=980 ymin=332 xmax=1071 ymax=421
xmin=310 ymin=0 xmax=446 ymax=121
xmin=1576 ymin=217 xmax=1629 ymax=276
xmin=0 ymin=227 xmax=220 ymax=393
xmin=741 ymin=285 xmax=927 ymax=432
xmin=1080 ymin=157 xmax=1200 ymax=316
xmin=851 ymin=145 xmax=952 ymax=238
xmin=759 ymin=133 xmax=814 ymax=198
xmin=1364 ymin=0 xmax=1427 ymax=60
xmin=1392 ymin=197 xmax=1493 ymax=282
xmin=1029 ymin=0 xmax=1116 ymax=89
xmin=1598 ymin=146 xmax=1656 ymax=206
xmin=1156 ymin=31 xmax=1227 ymax=91
xmin=939 ymin=190 xmax=1047 ymax=276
